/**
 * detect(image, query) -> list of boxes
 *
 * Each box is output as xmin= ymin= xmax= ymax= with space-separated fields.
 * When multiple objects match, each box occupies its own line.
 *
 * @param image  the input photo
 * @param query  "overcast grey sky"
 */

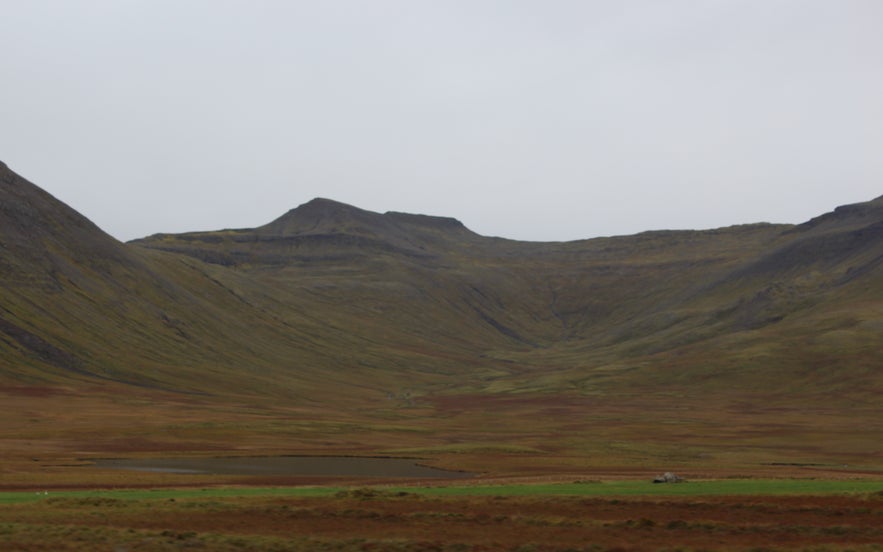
xmin=2 ymin=1 xmax=881 ymax=242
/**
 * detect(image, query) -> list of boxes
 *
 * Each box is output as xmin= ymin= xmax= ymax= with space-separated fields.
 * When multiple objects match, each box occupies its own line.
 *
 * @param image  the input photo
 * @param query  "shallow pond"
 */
xmin=92 ymin=456 xmax=471 ymax=479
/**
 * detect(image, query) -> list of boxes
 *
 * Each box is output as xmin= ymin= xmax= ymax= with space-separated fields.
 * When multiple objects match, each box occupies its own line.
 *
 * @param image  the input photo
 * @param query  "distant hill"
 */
xmin=2 ymin=160 xmax=881 ymax=471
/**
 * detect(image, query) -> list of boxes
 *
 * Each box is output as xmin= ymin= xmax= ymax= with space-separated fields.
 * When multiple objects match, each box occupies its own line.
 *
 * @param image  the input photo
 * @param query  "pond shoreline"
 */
xmin=89 ymin=455 xmax=473 ymax=479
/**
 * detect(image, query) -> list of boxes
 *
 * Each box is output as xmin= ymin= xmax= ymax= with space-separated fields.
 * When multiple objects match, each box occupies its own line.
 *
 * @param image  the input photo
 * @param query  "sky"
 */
xmin=1 ymin=1 xmax=882 ymax=242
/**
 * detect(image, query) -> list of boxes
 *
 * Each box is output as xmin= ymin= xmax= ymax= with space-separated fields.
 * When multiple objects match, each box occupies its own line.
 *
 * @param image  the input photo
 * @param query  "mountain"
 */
xmin=131 ymin=193 xmax=883 ymax=391
xmin=131 ymin=197 xmax=483 ymax=265
xmin=2 ymin=160 xmax=882 ymax=475
xmin=0 ymin=163 xmax=442 ymax=397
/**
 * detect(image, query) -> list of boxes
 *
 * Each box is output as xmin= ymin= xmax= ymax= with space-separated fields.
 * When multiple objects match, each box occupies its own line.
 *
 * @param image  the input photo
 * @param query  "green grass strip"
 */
xmin=398 ymin=479 xmax=883 ymax=497
xmin=1 ymin=479 xmax=881 ymax=505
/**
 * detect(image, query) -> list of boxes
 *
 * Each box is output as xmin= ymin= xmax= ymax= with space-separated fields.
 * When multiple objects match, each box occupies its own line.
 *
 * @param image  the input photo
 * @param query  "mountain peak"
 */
xmin=297 ymin=197 xmax=364 ymax=213
xmin=256 ymin=198 xmax=474 ymax=242
xmin=257 ymin=198 xmax=383 ymax=237
xmin=303 ymin=197 xmax=353 ymax=206
xmin=135 ymin=198 xmax=483 ymax=265
xmin=0 ymin=161 xmax=120 ymax=256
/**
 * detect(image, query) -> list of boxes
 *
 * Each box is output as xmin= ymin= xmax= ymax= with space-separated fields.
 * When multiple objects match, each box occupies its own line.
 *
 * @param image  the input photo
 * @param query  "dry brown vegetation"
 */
xmin=1 ymin=380 xmax=881 ymax=490
xmin=3 ymin=491 xmax=883 ymax=551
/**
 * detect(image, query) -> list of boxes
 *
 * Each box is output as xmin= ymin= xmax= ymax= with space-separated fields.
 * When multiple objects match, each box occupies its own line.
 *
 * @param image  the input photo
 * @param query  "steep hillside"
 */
xmin=0 ymin=163 xmax=494 ymax=398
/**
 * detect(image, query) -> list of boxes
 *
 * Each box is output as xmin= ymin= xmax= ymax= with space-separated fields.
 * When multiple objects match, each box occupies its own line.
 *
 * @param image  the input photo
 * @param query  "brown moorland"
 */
xmin=2 ymin=491 xmax=883 ymax=551
xmin=1 ymin=159 xmax=882 ymax=486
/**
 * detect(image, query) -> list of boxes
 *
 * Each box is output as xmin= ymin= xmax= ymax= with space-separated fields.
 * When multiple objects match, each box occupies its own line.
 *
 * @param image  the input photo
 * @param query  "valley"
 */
xmin=1 ymin=160 xmax=881 ymax=484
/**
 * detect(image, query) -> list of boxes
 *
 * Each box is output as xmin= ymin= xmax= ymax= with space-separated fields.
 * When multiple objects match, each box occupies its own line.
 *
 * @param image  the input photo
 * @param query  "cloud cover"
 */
xmin=2 ymin=0 xmax=881 ymax=241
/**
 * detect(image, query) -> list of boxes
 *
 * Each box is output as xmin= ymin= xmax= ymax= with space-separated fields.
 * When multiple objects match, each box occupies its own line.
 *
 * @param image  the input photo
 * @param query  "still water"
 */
xmin=93 ymin=456 xmax=471 ymax=479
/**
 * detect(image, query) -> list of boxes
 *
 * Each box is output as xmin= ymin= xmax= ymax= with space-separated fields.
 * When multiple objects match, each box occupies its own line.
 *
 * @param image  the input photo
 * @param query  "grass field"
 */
xmin=2 ymin=480 xmax=883 ymax=551
xmin=3 ymin=478 xmax=882 ymax=504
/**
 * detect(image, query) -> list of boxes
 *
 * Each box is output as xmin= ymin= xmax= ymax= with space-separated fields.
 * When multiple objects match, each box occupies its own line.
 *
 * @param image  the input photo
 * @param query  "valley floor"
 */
xmin=3 ymin=384 xmax=883 ymax=550
xmin=2 ymin=485 xmax=883 ymax=551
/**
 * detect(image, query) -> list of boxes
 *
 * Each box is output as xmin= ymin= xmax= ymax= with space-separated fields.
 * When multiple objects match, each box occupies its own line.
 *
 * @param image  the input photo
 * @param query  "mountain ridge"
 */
xmin=3 ymin=160 xmax=881 ymax=381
